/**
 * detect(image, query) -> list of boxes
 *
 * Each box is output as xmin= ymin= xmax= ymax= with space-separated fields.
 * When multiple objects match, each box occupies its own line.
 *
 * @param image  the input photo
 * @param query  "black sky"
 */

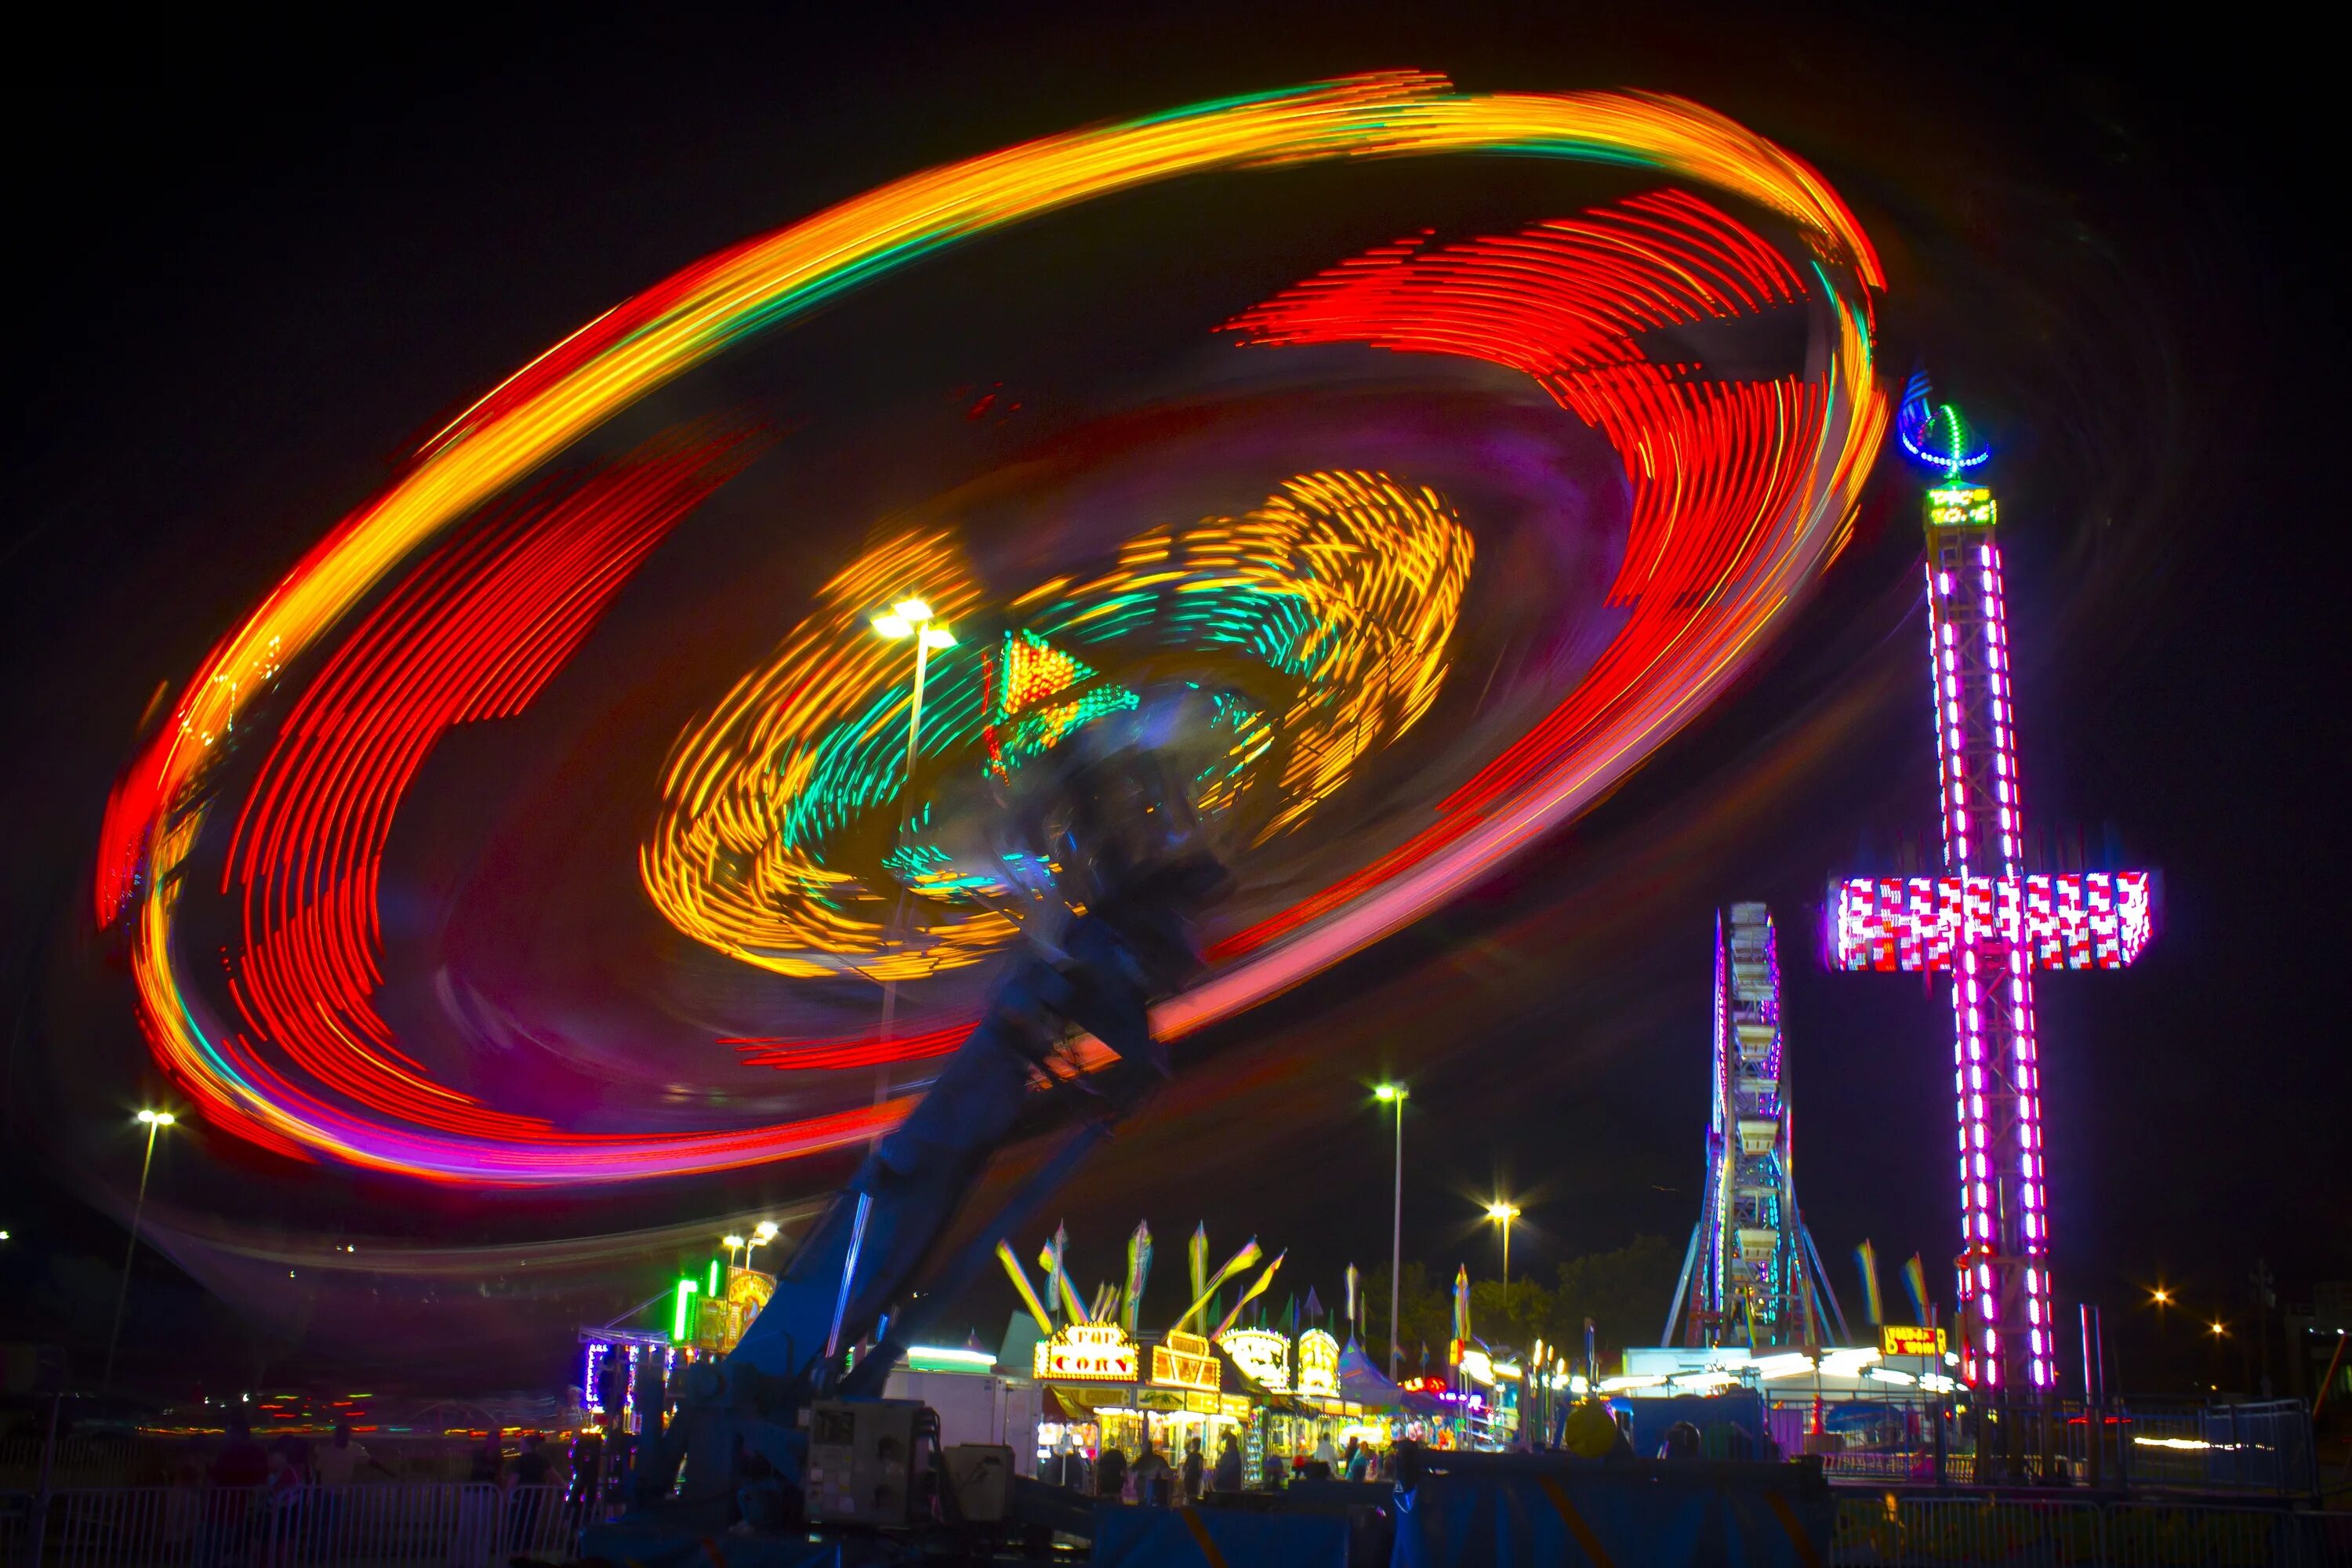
xmin=3 ymin=4 xmax=2344 ymax=1396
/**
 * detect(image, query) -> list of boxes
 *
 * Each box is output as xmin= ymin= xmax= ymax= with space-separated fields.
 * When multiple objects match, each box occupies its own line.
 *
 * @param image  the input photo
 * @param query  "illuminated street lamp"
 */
xmin=103 ymin=1110 xmax=179 ymax=1393
xmin=2209 ymin=1319 xmax=2228 ymax=1338
xmin=868 ymin=601 xmax=954 ymax=1112
xmin=744 ymin=1219 xmax=780 ymax=1272
xmin=1486 ymin=1199 xmax=1523 ymax=1295
xmin=1374 ymin=1084 xmax=1408 ymax=1380
xmin=869 ymin=598 xmax=956 ymax=812
xmin=722 ymin=1234 xmax=747 ymax=1269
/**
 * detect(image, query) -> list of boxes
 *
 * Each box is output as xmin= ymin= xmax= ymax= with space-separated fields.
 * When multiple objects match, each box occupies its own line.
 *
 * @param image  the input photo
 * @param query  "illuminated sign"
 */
xmin=1831 ymin=873 xmax=2154 ymax=974
xmin=1033 ymin=1323 xmax=1139 ymax=1382
xmin=1926 ymin=485 xmax=1996 ymax=528
xmin=1151 ymin=1330 xmax=1220 ymax=1394
xmin=1880 ymin=1325 xmax=1947 ymax=1359
xmin=691 ymin=1265 xmax=776 ymax=1355
xmin=1217 ymin=1328 xmax=1290 ymax=1393
xmin=1297 ymin=1329 xmax=1339 ymax=1396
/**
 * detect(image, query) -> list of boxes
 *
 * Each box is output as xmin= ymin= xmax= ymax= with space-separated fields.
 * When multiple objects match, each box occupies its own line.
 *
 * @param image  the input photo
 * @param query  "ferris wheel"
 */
xmin=1664 ymin=902 xmax=1850 ymax=1349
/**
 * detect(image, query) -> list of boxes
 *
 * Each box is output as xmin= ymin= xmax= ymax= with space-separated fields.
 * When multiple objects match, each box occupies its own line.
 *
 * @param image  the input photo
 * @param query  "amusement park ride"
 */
xmin=590 ymin=690 xmax=1236 ymax=1552
xmin=1663 ymin=902 xmax=1849 ymax=1353
xmin=1829 ymin=374 xmax=2158 ymax=1403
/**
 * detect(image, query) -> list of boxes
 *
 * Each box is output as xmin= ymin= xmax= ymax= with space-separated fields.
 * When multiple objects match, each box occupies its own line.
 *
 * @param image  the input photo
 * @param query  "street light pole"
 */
xmin=867 ymin=601 xmax=954 ymax=1119
xmin=1375 ymin=1085 xmax=1407 ymax=1380
xmin=102 ymin=1110 xmax=175 ymax=1394
xmin=1486 ymin=1200 xmax=1522 ymax=1294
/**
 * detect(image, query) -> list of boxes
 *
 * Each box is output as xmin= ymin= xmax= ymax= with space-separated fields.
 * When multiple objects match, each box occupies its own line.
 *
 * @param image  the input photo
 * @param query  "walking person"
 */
xmin=451 ymin=1427 xmax=503 ymax=1565
xmin=509 ymin=1432 xmax=554 ymax=1552
xmin=1181 ymin=1437 xmax=1204 ymax=1502
xmin=201 ymin=1413 xmax=267 ymax=1568
xmin=1095 ymin=1446 xmax=1127 ymax=1500
xmin=1130 ymin=1436 xmax=1174 ymax=1505
xmin=567 ymin=1428 xmax=605 ymax=1529
xmin=1212 ymin=1434 xmax=1243 ymax=1494
xmin=310 ymin=1420 xmax=386 ymax=1554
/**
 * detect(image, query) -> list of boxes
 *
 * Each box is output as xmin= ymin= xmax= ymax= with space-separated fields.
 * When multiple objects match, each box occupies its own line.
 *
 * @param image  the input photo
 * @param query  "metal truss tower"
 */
xmin=1665 ymin=902 xmax=1848 ymax=1351
xmin=1828 ymin=375 xmax=2157 ymax=1399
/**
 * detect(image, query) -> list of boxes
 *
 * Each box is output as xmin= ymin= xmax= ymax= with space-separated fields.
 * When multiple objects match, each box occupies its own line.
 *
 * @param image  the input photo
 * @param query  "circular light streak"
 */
xmin=98 ymin=72 xmax=1886 ymax=1185
xmin=645 ymin=470 xmax=1472 ymax=981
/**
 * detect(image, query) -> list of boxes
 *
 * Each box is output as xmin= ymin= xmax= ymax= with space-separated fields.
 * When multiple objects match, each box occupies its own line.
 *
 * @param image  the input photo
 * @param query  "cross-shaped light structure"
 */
xmin=1829 ymin=376 xmax=2157 ymax=1399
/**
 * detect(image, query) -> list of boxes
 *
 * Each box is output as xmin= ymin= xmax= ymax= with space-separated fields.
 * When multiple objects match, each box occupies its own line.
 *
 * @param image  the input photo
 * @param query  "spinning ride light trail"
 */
xmin=645 ymin=470 xmax=1472 ymax=986
xmin=97 ymin=74 xmax=1887 ymax=1185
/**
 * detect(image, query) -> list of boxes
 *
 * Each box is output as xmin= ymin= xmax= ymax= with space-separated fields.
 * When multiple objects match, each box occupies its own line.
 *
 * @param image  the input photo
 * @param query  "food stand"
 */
xmin=1031 ymin=1323 xmax=1254 ymax=1477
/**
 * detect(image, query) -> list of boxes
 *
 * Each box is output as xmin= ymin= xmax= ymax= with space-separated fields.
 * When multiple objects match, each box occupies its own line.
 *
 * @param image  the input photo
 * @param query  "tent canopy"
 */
xmin=1336 ymin=1338 xmax=1403 ymax=1410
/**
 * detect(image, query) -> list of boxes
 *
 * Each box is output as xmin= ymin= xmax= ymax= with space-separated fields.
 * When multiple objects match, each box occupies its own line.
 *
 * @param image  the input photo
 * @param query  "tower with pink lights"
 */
xmin=1829 ymin=374 xmax=2156 ymax=1402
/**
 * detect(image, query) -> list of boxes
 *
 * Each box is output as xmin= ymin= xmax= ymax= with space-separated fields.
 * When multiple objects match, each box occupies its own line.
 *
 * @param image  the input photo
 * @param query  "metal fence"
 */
xmin=0 ymin=1442 xmax=146 ymax=1492
xmin=0 ymin=1484 xmax=583 ymax=1566
xmin=1831 ymin=1494 xmax=2352 ymax=1566
xmin=1773 ymin=1397 xmax=2319 ymax=1497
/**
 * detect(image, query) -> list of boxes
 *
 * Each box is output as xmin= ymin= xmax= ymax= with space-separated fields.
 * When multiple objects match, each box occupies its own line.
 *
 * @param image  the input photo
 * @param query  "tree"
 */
xmin=1545 ymin=1236 xmax=1682 ymax=1369
xmin=1360 ymin=1262 xmax=1453 ymax=1373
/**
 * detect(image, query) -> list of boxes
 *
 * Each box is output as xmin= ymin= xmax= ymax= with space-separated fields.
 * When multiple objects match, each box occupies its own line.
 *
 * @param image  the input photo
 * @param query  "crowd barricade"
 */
xmin=1389 ymin=1453 xmax=1837 ymax=1568
xmin=1829 ymin=1491 xmax=2352 ymax=1566
xmin=0 ymin=1439 xmax=147 ymax=1491
xmin=0 ymin=1483 xmax=580 ymax=1566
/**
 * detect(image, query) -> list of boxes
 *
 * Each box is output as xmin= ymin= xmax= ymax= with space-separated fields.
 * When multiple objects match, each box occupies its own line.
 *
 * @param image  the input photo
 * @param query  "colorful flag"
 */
xmin=1039 ymin=1225 xmax=1087 ymax=1323
xmin=1903 ymin=1254 xmax=1932 ymax=1327
xmin=1189 ymin=1224 xmax=1209 ymax=1309
xmin=996 ymin=1240 xmax=1053 ymax=1335
xmin=1212 ymin=1250 xmax=1287 ymax=1338
xmin=1345 ymin=1264 xmax=1360 ymax=1337
xmin=1177 ymin=1236 xmax=1263 ymax=1330
xmin=1122 ymin=1221 xmax=1154 ymax=1334
xmin=1091 ymin=1280 xmax=1120 ymax=1323
xmin=1453 ymin=1264 xmax=1472 ymax=1345
xmin=1856 ymin=1239 xmax=1885 ymax=1326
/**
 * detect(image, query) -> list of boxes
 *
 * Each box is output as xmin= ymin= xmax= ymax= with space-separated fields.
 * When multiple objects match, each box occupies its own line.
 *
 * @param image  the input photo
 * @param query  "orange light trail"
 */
xmin=98 ymin=74 xmax=1882 ymax=1183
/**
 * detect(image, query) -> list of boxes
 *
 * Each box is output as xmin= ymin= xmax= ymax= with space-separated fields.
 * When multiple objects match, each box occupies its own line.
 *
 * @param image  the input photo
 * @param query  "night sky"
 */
xmin=2 ymin=5 xmax=2343 ymax=1399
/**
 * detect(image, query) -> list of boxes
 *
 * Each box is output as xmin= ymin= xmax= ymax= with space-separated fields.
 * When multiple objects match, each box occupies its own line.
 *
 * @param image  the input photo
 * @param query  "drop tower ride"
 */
xmin=1830 ymin=375 xmax=2156 ymax=1400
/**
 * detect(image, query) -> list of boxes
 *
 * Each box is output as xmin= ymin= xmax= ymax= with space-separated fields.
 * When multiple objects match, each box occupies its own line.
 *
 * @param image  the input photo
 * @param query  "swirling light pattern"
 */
xmin=97 ymin=73 xmax=1885 ymax=1184
xmin=1205 ymin=188 xmax=1888 ymax=959
xmin=646 ymin=470 xmax=1472 ymax=985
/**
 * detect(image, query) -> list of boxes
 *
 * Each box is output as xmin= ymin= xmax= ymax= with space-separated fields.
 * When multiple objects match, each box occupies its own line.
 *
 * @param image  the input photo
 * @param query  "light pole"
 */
xmin=722 ymin=1234 xmax=746 ymax=1269
xmin=102 ymin=1109 xmax=176 ymax=1394
xmin=868 ymin=601 xmax=955 ymax=1115
xmin=743 ymin=1220 xmax=780 ymax=1272
xmin=1486 ymin=1198 xmax=1523 ymax=1389
xmin=1374 ymin=1084 xmax=1408 ymax=1380
xmin=1486 ymin=1199 xmax=1522 ymax=1303
xmin=869 ymin=597 xmax=956 ymax=818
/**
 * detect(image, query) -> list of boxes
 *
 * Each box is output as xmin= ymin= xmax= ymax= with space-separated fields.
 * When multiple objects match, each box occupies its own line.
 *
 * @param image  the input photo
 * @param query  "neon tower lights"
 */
xmin=1830 ymin=376 xmax=2157 ymax=1399
xmin=1928 ymin=477 xmax=2055 ymax=1393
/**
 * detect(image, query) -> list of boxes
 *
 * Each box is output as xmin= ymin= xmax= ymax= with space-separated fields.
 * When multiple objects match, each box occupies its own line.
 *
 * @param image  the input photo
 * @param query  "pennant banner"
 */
xmin=1213 ymin=1250 xmax=1288 ymax=1339
xmin=996 ymin=1240 xmax=1054 ymax=1335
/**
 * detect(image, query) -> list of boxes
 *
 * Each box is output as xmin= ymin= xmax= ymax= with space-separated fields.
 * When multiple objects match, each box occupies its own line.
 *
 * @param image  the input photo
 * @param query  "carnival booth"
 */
xmin=1030 ymin=1322 xmax=1254 ymax=1478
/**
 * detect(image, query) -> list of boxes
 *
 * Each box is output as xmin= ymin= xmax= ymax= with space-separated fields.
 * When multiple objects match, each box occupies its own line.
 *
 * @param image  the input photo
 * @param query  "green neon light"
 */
xmin=709 ymin=1260 xmax=720 ymax=1296
xmin=673 ymin=1279 xmax=699 ymax=1343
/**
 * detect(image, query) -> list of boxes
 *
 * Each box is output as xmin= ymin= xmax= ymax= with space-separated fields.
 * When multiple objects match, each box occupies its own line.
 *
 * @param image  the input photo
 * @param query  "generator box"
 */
xmin=942 ymin=1443 xmax=1014 ymax=1522
xmin=804 ymin=1399 xmax=923 ymax=1525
